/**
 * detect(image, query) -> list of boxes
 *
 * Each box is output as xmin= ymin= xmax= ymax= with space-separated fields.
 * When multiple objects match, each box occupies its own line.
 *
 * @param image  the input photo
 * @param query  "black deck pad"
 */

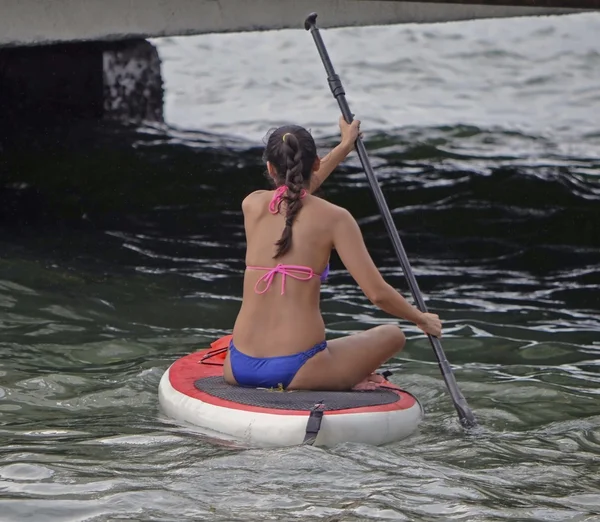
xmin=194 ymin=376 xmax=400 ymax=412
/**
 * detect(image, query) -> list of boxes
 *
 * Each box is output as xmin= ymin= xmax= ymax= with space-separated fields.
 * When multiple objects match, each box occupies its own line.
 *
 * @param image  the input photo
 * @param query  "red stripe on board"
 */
xmin=168 ymin=350 xmax=417 ymax=416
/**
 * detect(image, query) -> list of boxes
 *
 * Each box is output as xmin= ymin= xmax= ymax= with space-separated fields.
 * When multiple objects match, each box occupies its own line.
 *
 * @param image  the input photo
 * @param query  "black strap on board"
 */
xmin=302 ymin=401 xmax=325 ymax=445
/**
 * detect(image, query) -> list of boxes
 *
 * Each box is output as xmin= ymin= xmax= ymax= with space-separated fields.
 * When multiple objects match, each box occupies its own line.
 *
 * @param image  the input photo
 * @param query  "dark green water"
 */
xmin=2 ymin=14 xmax=600 ymax=522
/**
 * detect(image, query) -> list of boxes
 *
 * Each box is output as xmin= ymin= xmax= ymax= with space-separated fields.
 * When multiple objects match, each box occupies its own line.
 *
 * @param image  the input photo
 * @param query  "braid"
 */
xmin=263 ymin=124 xmax=317 ymax=259
xmin=274 ymin=134 xmax=304 ymax=258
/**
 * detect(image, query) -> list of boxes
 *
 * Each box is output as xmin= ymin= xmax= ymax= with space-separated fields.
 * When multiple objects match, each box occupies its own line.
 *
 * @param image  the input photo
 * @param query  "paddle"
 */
xmin=304 ymin=12 xmax=477 ymax=429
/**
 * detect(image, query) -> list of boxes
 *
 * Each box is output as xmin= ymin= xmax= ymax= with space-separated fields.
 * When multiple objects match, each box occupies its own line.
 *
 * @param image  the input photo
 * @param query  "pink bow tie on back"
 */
xmin=252 ymin=263 xmax=317 ymax=295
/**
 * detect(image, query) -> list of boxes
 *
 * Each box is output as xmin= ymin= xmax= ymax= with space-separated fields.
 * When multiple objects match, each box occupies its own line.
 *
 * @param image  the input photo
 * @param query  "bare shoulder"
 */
xmin=311 ymin=197 xmax=354 ymax=222
xmin=241 ymin=190 xmax=269 ymax=213
xmin=307 ymin=198 xmax=357 ymax=245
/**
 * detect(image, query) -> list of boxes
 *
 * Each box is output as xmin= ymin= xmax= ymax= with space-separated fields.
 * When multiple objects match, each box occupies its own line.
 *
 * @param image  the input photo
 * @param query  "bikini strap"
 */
xmin=269 ymin=186 xmax=308 ymax=215
xmin=247 ymin=264 xmax=320 ymax=294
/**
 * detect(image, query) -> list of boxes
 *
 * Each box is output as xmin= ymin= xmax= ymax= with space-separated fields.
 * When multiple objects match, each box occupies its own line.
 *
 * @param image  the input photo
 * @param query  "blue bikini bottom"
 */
xmin=229 ymin=339 xmax=327 ymax=389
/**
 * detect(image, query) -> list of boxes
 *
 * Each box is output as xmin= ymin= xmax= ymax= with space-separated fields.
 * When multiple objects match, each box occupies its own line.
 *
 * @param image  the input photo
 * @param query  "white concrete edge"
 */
xmin=0 ymin=0 xmax=591 ymax=48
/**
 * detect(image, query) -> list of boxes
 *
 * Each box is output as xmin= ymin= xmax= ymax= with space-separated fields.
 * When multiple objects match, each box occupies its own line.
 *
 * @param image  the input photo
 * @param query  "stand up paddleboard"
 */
xmin=158 ymin=335 xmax=424 ymax=447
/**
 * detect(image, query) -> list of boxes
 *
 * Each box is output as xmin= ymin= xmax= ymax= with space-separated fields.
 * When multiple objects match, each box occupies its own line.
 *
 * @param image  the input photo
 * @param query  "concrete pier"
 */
xmin=103 ymin=40 xmax=164 ymax=123
xmin=0 ymin=0 xmax=592 ymax=49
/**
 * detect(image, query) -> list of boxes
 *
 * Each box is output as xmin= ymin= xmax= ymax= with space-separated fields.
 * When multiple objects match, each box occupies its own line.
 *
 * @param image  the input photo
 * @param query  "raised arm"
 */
xmin=331 ymin=207 xmax=442 ymax=337
xmin=309 ymin=116 xmax=362 ymax=194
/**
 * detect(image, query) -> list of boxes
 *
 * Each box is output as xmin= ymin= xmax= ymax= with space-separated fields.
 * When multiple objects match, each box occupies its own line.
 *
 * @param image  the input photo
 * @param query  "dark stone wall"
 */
xmin=0 ymin=42 xmax=104 ymax=145
xmin=0 ymin=39 xmax=163 ymax=150
xmin=103 ymin=39 xmax=164 ymax=123
xmin=0 ymin=38 xmax=165 ymax=224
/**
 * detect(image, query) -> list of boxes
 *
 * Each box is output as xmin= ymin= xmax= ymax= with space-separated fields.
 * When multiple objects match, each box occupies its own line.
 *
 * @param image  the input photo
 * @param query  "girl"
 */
xmin=223 ymin=117 xmax=442 ymax=391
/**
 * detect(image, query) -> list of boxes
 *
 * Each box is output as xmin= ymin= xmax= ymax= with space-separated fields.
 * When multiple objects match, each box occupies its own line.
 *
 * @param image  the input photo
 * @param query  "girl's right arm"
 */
xmin=331 ymin=206 xmax=442 ymax=338
xmin=309 ymin=117 xmax=362 ymax=194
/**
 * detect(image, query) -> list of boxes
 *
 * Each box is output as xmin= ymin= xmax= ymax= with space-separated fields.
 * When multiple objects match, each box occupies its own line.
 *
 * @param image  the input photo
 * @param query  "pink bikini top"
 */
xmin=247 ymin=263 xmax=324 ymax=295
xmin=246 ymin=186 xmax=329 ymax=295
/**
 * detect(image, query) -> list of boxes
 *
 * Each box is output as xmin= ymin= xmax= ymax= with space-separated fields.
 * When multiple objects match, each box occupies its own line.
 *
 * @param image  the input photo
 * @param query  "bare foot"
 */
xmin=352 ymin=380 xmax=378 ymax=391
xmin=352 ymin=373 xmax=387 ymax=391
xmin=368 ymin=373 xmax=386 ymax=384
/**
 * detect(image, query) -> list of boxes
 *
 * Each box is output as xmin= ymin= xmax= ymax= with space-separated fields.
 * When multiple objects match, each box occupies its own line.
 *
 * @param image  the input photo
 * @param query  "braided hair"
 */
xmin=263 ymin=125 xmax=317 ymax=258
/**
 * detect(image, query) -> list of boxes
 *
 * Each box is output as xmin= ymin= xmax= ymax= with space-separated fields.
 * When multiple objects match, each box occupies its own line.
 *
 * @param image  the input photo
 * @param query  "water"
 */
xmin=1 ymin=11 xmax=600 ymax=522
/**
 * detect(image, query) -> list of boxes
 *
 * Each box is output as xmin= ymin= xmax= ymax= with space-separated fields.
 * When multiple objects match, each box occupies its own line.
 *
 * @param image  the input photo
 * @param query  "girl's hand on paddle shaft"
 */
xmin=310 ymin=119 xmax=362 ymax=192
xmin=416 ymin=312 xmax=442 ymax=338
xmin=339 ymin=115 xmax=362 ymax=152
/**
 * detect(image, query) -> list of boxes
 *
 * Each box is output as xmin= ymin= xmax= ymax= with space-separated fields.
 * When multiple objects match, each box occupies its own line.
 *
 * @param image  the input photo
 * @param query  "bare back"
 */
xmin=232 ymin=190 xmax=339 ymax=356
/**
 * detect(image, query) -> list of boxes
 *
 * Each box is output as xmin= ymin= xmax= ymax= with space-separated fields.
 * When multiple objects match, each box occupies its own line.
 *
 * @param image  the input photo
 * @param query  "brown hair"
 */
xmin=263 ymin=125 xmax=317 ymax=258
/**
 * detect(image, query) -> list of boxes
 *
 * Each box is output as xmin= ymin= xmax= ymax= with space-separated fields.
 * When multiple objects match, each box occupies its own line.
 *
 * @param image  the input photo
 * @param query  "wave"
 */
xmin=0 ymin=123 xmax=598 ymax=252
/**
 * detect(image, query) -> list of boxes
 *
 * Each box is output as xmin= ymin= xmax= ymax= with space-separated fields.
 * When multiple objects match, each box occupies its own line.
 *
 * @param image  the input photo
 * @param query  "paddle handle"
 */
xmin=304 ymin=12 xmax=477 ymax=428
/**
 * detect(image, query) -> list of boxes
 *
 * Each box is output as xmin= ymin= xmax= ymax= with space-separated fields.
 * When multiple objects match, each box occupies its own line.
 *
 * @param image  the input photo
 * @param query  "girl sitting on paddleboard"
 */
xmin=223 ymin=117 xmax=442 ymax=391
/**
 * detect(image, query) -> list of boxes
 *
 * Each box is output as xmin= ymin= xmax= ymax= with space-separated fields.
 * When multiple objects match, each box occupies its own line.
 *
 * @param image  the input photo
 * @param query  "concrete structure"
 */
xmin=0 ymin=0 xmax=597 ymax=142
xmin=0 ymin=0 xmax=594 ymax=48
xmin=0 ymin=40 xmax=164 ymax=137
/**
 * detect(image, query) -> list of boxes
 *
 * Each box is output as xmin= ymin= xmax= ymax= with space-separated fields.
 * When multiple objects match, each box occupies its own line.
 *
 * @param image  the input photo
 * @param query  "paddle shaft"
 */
xmin=304 ymin=13 xmax=477 ymax=428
